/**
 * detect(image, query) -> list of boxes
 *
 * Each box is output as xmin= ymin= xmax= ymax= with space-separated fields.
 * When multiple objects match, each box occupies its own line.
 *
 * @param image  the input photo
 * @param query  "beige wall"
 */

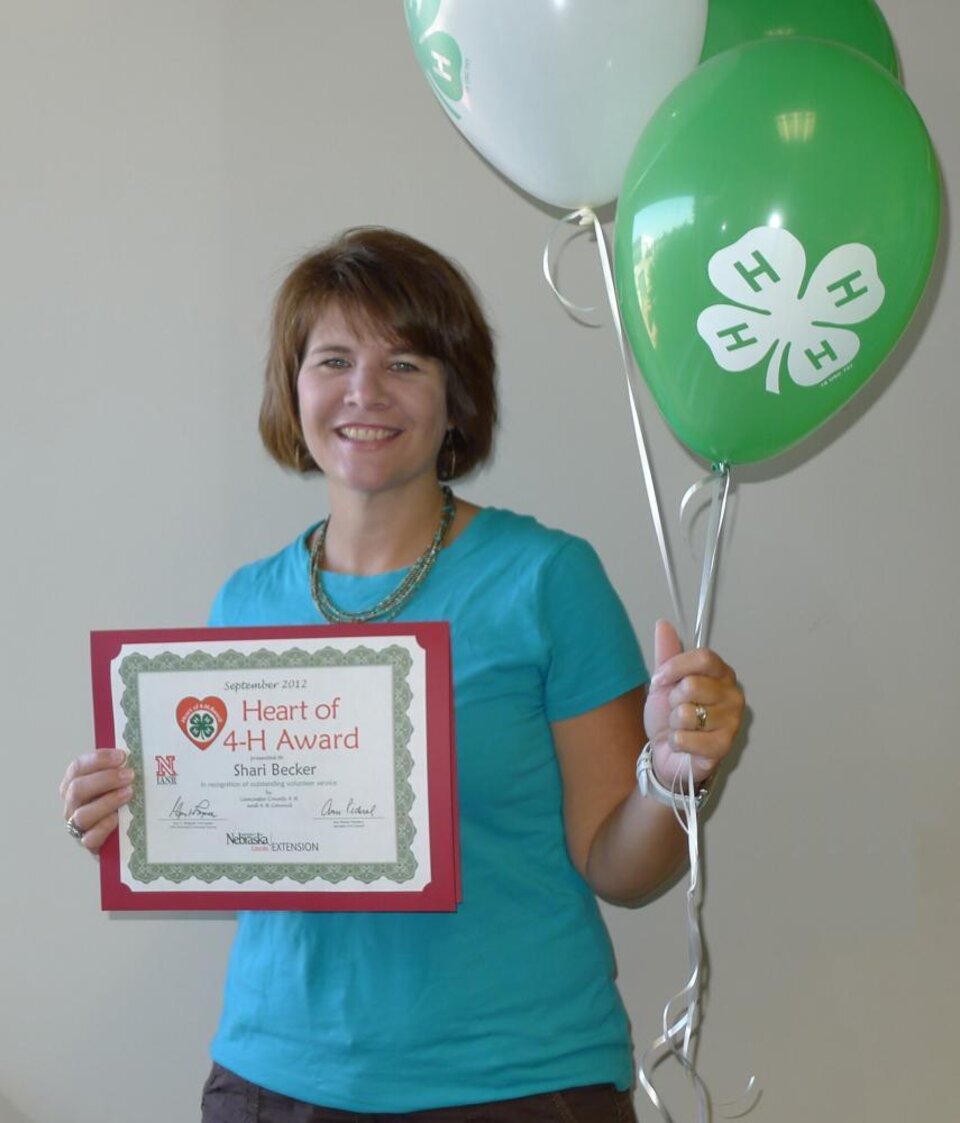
xmin=3 ymin=2 xmax=957 ymax=1119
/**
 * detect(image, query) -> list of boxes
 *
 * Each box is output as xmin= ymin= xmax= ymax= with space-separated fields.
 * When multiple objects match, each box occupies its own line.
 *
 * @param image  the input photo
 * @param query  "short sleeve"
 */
xmin=539 ymin=537 xmax=649 ymax=722
xmin=207 ymin=583 xmax=227 ymax=627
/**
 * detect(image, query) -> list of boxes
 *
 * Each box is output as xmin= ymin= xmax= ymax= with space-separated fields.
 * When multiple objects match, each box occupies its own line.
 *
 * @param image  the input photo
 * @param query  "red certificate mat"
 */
xmin=91 ymin=624 xmax=460 ymax=912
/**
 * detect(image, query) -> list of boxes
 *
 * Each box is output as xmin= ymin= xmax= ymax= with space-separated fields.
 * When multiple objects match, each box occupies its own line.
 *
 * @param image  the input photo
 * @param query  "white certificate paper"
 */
xmin=91 ymin=625 xmax=459 ymax=912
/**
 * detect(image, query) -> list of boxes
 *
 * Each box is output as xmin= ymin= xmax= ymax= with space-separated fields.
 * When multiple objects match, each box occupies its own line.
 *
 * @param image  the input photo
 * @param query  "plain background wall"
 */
xmin=3 ymin=2 xmax=957 ymax=1119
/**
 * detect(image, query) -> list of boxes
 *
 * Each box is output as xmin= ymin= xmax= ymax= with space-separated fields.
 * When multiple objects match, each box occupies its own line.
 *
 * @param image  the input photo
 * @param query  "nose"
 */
xmin=343 ymin=361 xmax=389 ymax=410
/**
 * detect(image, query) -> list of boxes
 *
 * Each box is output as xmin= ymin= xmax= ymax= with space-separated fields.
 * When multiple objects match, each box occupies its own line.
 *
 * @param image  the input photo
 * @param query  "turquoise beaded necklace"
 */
xmin=309 ymin=486 xmax=455 ymax=623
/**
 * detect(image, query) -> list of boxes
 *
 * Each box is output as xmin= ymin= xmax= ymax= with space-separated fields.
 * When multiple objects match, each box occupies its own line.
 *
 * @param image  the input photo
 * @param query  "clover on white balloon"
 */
xmin=405 ymin=0 xmax=464 ymax=120
xmin=696 ymin=227 xmax=886 ymax=394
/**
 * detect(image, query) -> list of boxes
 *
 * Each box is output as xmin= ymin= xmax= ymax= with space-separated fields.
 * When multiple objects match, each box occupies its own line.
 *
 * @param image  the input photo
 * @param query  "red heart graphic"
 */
xmin=176 ymin=696 xmax=228 ymax=750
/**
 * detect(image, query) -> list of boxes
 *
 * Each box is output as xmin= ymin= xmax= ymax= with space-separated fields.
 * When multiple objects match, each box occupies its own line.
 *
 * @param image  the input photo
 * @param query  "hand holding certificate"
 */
xmin=91 ymin=624 xmax=460 ymax=912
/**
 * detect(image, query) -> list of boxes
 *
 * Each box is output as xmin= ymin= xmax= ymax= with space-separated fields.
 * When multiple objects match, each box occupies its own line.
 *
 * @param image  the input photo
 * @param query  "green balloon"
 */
xmin=701 ymin=0 xmax=900 ymax=79
xmin=614 ymin=38 xmax=940 ymax=465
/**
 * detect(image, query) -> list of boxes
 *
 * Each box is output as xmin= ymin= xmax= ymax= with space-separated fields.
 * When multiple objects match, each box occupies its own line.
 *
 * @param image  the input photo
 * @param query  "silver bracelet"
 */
xmin=635 ymin=741 xmax=712 ymax=812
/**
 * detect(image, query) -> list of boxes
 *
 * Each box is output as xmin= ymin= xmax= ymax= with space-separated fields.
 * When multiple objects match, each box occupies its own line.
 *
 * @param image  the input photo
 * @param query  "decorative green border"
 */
xmin=118 ymin=645 xmax=418 ymax=886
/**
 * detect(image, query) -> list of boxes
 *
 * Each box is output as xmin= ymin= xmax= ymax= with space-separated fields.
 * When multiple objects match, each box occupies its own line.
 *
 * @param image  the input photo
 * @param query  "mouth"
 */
xmin=335 ymin=425 xmax=401 ymax=442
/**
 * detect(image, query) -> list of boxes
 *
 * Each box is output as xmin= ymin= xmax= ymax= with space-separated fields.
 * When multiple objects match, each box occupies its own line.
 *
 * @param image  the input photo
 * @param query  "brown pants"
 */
xmin=200 ymin=1063 xmax=638 ymax=1123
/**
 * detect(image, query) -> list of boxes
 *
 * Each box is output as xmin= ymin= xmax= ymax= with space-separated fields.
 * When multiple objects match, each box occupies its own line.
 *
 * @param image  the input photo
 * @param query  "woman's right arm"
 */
xmin=59 ymin=750 xmax=134 ymax=855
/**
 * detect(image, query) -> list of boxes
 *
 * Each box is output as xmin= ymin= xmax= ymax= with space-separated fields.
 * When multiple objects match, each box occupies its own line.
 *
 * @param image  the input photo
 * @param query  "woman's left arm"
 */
xmin=553 ymin=620 xmax=745 ymax=906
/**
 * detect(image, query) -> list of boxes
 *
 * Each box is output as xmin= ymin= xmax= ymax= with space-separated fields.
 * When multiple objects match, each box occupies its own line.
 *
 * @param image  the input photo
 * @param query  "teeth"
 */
xmin=339 ymin=426 xmax=397 ymax=441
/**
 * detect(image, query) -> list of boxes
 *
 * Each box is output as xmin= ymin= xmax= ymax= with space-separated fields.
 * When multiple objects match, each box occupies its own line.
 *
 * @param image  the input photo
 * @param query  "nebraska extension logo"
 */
xmin=176 ymin=696 xmax=227 ymax=750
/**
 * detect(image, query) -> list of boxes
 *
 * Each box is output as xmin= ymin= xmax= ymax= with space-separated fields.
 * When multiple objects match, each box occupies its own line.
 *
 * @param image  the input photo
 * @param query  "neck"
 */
xmin=319 ymin=481 xmax=450 ymax=576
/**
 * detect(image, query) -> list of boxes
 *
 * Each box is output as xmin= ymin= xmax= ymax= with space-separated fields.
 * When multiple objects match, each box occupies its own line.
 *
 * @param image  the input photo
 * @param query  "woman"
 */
xmin=61 ymin=228 xmax=745 ymax=1121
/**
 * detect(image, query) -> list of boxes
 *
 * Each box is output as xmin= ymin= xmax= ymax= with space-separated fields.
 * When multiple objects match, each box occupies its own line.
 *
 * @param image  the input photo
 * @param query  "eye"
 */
xmin=315 ymin=356 xmax=349 ymax=370
xmin=390 ymin=360 xmax=419 ymax=373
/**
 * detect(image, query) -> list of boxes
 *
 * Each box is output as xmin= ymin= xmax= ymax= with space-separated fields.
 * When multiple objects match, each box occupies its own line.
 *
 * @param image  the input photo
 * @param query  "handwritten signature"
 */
xmin=168 ymin=797 xmax=217 ymax=820
xmin=319 ymin=797 xmax=378 ymax=818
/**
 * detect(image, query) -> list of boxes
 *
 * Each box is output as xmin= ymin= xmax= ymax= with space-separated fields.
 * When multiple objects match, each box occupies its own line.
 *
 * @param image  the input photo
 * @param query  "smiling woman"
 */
xmin=295 ymin=305 xmax=451 ymax=502
xmin=59 ymin=226 xmax=746 ymax=1122
xmin=259 ymin=227 xmax=497 ymax=481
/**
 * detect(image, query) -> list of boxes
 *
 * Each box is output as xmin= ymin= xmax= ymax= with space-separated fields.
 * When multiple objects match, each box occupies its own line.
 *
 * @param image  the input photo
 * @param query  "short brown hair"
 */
xmin=260 ymin=227 xmax=497 ymax=477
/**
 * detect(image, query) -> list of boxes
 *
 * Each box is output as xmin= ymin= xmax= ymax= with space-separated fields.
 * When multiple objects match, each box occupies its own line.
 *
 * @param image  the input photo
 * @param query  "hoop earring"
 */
xmin=440 ymin=428 xmax=457 ymax=481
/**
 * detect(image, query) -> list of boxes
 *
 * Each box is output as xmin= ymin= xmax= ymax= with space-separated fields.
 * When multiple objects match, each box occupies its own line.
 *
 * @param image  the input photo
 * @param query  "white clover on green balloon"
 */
xmin=614 ymin=37 xmax=941 ymax=465
xmin=697 ymin=227 xmax=886 ymax=396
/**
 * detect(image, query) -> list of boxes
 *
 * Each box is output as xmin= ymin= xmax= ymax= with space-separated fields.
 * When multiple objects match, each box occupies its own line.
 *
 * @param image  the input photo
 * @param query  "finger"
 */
xmin=668 ymin=726 xmax=736 ymax=761
xmin=667 ymin=675 xmax=734 ymax=708
xmin=669 ymin=706 xmax=744 ymax=743
xmin=650 ymin=646 xmax=735 ymax=689
xmin=66 ymin=785 xmax=133 ymax=838
xmin=59 ymin=749 xmax=128 ymax=799
xmin=76 ymin=811 xmax=120 ymax=857
xmin=670 ymin=702 xmax=722 ymax=732
xmin=652 ymin=619 xmax=684 ymax=675
xmin=63 ymin=766 xmax=135 ymax=820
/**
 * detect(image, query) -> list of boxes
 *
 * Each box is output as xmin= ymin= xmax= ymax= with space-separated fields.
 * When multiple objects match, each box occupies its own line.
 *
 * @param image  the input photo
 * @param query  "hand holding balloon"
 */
xmin=644 ymin=620 xmax=744 ymax=790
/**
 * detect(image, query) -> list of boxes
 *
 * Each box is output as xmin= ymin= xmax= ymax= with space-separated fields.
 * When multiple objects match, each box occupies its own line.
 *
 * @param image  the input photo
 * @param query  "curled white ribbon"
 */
xmin=637 ymin=759 xmax=757 ymax=1123
xmin=543 ymin=207 xmax=688 ymax=645
xmin=680 ymin=466 xmax=731 ymax=650
xmin=637 ymin=761 xmax=706 ymax=1123
xmin=542 ymin=208 xmax=604 ymax=324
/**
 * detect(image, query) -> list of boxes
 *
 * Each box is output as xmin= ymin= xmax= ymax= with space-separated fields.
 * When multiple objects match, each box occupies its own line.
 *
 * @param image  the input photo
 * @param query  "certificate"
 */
xmin=90 ymin=624 xmax=459 ymax=912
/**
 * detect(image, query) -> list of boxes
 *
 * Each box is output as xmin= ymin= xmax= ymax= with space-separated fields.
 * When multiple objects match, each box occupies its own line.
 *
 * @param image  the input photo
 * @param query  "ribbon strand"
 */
xmin=680 ymin=466 xmax=731 ymax=650
xmin=637 ymin=759 xmax=756 ymax=1123
xmin=637 ymin=762 xmax=707 ymax=1123
xmin=543 ymin=207 xmax=688 ymax=644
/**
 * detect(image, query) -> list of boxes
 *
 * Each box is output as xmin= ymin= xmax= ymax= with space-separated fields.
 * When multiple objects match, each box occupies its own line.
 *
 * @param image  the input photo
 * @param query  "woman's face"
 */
xmin=297 ymin=304 xmax=450 ymax=500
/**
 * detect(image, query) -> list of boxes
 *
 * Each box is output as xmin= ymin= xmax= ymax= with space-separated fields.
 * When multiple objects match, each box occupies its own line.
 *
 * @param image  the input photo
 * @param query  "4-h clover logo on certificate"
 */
xmin=696 ymin=226 xmax=886 ymax=395
xmin=176 ymin=696 xmax=227 ymax=750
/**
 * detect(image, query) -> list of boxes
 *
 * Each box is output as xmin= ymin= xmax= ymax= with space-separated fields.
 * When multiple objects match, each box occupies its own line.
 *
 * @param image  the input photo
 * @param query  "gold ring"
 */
xmin=694 ymin=705 xmax=708 ymax=731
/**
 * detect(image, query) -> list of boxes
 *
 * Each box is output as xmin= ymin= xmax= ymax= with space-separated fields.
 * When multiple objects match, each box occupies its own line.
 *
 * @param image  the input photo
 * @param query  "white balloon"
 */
xmin=404 ymin=0 xmax=708 ymax=209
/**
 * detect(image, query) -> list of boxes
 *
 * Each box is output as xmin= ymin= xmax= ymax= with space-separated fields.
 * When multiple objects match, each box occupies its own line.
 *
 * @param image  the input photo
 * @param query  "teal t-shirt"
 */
xmin=208 ymin=507 xmax=648 ymax=1111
